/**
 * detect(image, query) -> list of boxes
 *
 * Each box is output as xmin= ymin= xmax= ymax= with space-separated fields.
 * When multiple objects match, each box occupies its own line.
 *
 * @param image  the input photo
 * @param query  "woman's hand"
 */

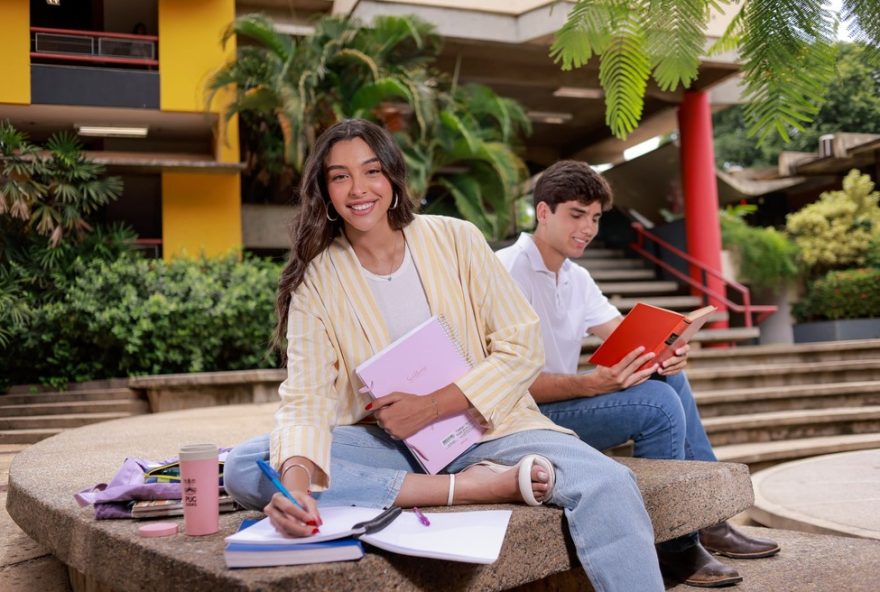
xmin=263 ymin=490 xmax=322 ymax=538
xmin=658 ymin=343 xmax=689 ymax=376
xmin=368 ymin=392 xmax=436 ymax=440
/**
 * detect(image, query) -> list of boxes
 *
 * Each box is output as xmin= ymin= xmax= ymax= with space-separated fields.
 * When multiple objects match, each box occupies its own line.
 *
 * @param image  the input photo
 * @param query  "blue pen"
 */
xmin=256 ymin=459 xmax=303 ymax=510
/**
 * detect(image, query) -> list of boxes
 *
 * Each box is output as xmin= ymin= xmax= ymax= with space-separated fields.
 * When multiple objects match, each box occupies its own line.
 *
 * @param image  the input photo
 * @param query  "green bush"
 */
xmin=3 ymin=254 xmax=280 ymax=388
xmin=720 ymin=212 xmax=799 ymax=292
xmin=793 ymin=268 xmax=880 ymax=322
xmin=785 ymin=169 xmax=880 ymax=277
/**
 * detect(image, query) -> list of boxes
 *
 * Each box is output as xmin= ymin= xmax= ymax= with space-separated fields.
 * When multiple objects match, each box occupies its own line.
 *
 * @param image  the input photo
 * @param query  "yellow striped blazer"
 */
xmin=272 ymin=215 xmax=572 ymax=490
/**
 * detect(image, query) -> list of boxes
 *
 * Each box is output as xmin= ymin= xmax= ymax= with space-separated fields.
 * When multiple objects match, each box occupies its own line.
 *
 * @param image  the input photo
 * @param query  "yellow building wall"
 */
xmin=0 ymin=0 xmax=31 ymax=104
xmin=161 ymin=173 xmax=241 ymax=260
xmin=158 ymin=0 xmax=241 ymax=258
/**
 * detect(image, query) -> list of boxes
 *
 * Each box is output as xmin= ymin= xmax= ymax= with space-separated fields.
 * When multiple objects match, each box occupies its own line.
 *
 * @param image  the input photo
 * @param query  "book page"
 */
xmin=225 ymin=506 xmax=382 ymax=545
xmin=361 ymin=509 xmax=512 ymax=564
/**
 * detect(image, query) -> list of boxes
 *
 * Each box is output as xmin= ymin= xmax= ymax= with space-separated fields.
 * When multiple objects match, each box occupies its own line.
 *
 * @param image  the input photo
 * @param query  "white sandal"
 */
xmin=449 ymin=454 xmax=556 ymax=507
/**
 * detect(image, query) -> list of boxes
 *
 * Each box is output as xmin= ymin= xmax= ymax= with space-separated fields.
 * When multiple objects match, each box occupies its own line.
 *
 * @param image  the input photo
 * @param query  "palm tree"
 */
xmin=551 ymin=0 xmax=880 ymax=145
xmin=208 ymin=14 xmax=532 ymax=240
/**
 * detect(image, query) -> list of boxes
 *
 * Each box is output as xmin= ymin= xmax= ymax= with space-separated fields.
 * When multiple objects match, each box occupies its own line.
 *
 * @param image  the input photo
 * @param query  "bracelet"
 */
xmin=280 ymin=462 xmax=312 ymax=485
xmin=430 ymin=394 xmax=439 ymax=420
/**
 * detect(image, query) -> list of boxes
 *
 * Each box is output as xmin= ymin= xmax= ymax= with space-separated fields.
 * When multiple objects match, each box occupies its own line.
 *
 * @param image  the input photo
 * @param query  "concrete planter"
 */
xmin=793 ymin=318 xmax=880 ymax=343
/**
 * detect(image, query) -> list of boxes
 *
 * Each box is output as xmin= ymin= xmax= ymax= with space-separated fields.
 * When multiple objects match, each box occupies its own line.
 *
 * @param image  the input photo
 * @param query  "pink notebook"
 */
xmin=355 ymin=315 xmax=485 ymax=474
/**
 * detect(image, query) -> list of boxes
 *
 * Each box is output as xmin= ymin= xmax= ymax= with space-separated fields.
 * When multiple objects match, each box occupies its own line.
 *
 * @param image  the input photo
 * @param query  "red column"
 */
xmin=678 ymin=90 xmax=727 ymax=326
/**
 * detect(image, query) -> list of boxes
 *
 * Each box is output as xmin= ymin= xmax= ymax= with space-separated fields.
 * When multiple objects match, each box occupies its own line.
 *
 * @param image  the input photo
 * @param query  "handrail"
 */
xmin=31 ymin=26 xmax=158 ymax=42
xmin=630 ymin=222 xmax=777 ymax=328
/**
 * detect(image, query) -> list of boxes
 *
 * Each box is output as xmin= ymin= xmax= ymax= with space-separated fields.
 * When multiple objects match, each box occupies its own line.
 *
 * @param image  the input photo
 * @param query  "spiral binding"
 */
xmin=437 ymin=314 xmax=474 ymax=369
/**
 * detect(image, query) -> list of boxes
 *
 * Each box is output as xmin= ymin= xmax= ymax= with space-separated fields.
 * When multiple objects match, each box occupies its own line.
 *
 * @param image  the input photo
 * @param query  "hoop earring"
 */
xmin=325 ymin=203 xmax=338 ymax=222
xmin=390 ymin=192 xmax=399 ymax=210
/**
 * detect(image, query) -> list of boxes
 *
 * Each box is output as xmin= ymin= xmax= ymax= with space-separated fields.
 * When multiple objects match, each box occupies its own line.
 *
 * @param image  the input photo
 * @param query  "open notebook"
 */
xmin=356 ymin=315 xmax=485 ymax=474
xmin=225 ymin=506 xmax=512 ymax=566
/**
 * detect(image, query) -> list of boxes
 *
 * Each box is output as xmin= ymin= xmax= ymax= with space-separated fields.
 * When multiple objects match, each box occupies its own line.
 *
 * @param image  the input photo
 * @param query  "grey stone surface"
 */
xmin=669 ymin=526 xmax=880 ymax=592
xmin=6 ymin=404 xmax=754 ymax=592
xmin=750 ymin=449 xmax=880 ymax=540
xmin=0 ymin=555 xmax=70 ymax=592
xmin=128 ymin=371 xmax=284 ymax=412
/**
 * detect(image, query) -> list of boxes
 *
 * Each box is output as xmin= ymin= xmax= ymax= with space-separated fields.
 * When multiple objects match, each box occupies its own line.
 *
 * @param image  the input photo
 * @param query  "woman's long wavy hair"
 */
xmin=273 ymin=119 xmax=416 ymax=359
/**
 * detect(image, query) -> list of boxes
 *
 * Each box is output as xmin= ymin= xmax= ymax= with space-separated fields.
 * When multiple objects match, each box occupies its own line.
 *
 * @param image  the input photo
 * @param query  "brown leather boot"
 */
xmin=657 ymin=542 xmax=743 ymax=588
xmin=700 ymin=522 xmax=781 ymax=559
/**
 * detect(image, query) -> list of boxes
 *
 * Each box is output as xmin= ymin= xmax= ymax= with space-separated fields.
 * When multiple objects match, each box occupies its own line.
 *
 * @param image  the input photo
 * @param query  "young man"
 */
xmin=497 ymin=160 xmax=780 ymax=588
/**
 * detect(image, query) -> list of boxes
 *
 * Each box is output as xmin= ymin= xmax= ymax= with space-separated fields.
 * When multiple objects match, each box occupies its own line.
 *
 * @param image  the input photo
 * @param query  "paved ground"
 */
xmin=751 ymin=448 xmax=880 ymax=539
xmin=0 ymin=445 xmax=70 ymax=592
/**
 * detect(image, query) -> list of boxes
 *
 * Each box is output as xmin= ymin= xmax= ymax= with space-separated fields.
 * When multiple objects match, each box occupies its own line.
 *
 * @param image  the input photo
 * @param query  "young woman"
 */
xmin=224 ymin=119 xmax=664 ymax=591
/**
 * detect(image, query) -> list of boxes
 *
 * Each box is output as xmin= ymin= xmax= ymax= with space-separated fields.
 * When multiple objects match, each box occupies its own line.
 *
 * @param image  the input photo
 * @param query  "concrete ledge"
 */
xmin=128 ymin=370 xmax=285 ymax=412
xmin=7 ymin=404 xmax=753 ymax=592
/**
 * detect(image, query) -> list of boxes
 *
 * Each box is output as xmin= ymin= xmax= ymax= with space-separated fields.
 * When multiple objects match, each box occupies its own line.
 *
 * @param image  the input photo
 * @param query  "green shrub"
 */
xmin=3 ymin=254 xmax=280 ymax=388
xmin=793 ymin=268 xmax=880 ymax=322
xmin=720 ymin=212 xmax=799 ymax=292
xmin=785 ymin=169 xmax=880 ymax=277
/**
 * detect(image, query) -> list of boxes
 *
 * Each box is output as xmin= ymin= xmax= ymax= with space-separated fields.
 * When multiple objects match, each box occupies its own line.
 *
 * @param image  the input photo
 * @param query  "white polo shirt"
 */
xmin=496 ymin=233 xmax=620 ymax=374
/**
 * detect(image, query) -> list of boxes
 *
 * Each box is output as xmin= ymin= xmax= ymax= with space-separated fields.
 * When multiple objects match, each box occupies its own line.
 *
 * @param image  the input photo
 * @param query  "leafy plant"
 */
xmin=3 ymin=254 xmax=280 ymax=389
xmin=208 ymin=14 xmax=531 ymax=239
xmin=551 ymin=1 xmax=880 ymax=144
xmin=785 ymin=169 xmax=880 ymax=277
xmin=793 ymin=267 xmax=880 ymax=322
xmin=720 ymin=208 xmax=799 ymax=291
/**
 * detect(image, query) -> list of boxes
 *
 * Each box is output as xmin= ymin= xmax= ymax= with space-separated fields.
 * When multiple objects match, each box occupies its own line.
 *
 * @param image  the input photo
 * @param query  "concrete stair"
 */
xmin=0 ymin=387 xmax=148 ymax=445
xmin=692 ymin=339 xmax=880 ymax=471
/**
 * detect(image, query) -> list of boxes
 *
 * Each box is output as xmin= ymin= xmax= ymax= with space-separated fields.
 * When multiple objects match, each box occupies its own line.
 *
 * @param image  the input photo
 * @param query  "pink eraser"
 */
xmin=138 ymin=522 xmax=178 ymax=537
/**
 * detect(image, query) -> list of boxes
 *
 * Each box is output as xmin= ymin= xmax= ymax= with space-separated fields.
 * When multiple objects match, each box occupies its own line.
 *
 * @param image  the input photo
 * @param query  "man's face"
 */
xmin=538 ymin=199 xmax=602 ymax=259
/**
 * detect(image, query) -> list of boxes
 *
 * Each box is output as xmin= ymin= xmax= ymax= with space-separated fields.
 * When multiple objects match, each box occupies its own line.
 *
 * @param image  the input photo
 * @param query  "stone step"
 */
xmin=703 ymin=406 xmax=880 ymax=446
xmin=576 ymin=257 xmax=648 ymax=270
xmin=596 ymin=280 xmax=680 ymax=295
xmin=687 ymin=338 xmax=880 ymax=369
xmin=0 ymin=398 xmax=149 ymax=417
xmin=0 ymin=428 xmax=63 ymax=445
xmin=695 ymin=381 xmax=880 ymax=418
xmin=608 ymin=294 xmax=703 ymax=311
xmin=686 ymin=359 xmax=880 ymax=390
xmin=714 ymin=433 xmax=880 ymax=471
xmin=0 ymin=412 xmax=134 ymax=431
xmin=588 ymin=268 xmax=656 ymax=281
xmin=0 ymin=388 xmax=141 ymax=407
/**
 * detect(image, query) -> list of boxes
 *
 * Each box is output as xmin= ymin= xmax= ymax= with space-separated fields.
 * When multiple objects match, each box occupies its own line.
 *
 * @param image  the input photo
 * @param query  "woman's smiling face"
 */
xmin=324 ymin=137 xmax=395 ymax=236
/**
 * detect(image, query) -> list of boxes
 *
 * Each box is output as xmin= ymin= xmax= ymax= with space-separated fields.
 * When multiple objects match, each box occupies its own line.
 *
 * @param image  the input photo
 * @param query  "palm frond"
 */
xmin=226 ymin=14 xmax=294 ymax=60
xmin=739 ymin=0 xmax=836 ymax=144
xmin=645 ymin=0 xmax=713 ymax=91
xmin=599 ymin=19 xmax=651 ymax=138
xmin=550 ymin=0 xmax=619 ymax=70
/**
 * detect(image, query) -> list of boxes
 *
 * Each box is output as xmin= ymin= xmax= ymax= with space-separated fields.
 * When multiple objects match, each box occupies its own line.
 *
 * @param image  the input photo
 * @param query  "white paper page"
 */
xmin=361 ymin=509 xmax=512 ymax=564
xmin=225 ymin=506 xmax=382 ymax=545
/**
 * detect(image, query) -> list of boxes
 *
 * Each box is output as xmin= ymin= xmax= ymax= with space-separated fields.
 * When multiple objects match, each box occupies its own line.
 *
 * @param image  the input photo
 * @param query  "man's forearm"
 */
xmin=530 ymin=372 xmax=607 ymax=403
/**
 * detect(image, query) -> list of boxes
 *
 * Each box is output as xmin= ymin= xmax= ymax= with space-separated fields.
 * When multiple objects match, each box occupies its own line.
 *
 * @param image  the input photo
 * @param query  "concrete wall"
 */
xmin=161 ymin=172 xmax=242 ymax=259
xmin=0 ymin=0 xmax=30 ymax=105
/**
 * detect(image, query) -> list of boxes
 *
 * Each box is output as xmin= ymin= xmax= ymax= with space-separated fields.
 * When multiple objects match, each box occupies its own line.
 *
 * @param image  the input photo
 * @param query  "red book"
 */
xmin=588 ymin=303 xmax=717 ymax=370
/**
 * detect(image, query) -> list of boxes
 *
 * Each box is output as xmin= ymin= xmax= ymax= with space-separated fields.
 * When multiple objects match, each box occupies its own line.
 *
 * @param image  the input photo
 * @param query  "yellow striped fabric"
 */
xmin=271 ymin=215 xmax=572 ymax=490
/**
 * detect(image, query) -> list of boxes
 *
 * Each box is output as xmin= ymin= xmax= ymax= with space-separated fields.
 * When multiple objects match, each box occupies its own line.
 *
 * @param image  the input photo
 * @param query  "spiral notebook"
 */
xmin=356 ymin=315 xmax=485 ymax=474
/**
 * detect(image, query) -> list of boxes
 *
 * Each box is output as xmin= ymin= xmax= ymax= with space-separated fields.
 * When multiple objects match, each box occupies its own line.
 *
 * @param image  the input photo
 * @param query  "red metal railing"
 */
xmin=630 ymin=222 xmax=776 ymax=328
xmin=30 ymin=26 xmax=158 ymax=67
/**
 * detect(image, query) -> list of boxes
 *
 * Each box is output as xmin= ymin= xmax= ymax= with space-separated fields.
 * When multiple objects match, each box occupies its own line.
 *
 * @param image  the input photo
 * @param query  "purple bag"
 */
xmin=75 ymin=450 xmax=229 ymax=519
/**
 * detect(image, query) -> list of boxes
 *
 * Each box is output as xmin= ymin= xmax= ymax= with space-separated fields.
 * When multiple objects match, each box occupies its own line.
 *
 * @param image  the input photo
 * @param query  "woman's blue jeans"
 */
xmin=225 ymin=427 xmax=664 ymax=592
xmin=538 ymin=372 xmax=717 ymax=552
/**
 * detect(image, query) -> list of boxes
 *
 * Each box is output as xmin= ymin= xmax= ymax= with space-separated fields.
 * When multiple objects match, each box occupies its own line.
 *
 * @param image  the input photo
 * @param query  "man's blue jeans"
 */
xmin=225 ymin=427 xmax=664 ymax=592
xmin=539 ymin=372 xmax=717 ymax=552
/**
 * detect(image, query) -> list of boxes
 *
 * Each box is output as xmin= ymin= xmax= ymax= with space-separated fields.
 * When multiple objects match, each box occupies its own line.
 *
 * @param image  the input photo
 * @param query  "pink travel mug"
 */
xmin=179 ymin=443 xmax=219 ymax=536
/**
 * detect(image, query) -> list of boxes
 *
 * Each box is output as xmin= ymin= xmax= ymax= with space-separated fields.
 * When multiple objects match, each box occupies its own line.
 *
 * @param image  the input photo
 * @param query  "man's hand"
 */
xmin=589 ymin=346 xmax=659 ymax=394
xmin=368 ymin=392 xmax=435 ymax=440
xmin=658 ymin=343 xmax=689 ymax=376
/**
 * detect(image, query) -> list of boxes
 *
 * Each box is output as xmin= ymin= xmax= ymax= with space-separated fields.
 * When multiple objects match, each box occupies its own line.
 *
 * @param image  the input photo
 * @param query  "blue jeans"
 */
xmin=225 ymin=426 xmax=664 ymax=592
xmin=538 ymin=372 xmax=717 ymax=552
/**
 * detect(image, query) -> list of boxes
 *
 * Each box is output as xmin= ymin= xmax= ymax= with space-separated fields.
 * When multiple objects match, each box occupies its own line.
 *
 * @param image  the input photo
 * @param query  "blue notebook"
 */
xmin=224 ymin=519 xmax=364 ymax=568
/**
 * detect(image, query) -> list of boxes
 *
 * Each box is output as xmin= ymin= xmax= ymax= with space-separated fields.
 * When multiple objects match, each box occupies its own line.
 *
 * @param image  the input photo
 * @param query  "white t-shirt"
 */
xmin=361 ymin=241 xmax=432 ymax=342
xmin=496 ymin=233 xmax=620 ymax=374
